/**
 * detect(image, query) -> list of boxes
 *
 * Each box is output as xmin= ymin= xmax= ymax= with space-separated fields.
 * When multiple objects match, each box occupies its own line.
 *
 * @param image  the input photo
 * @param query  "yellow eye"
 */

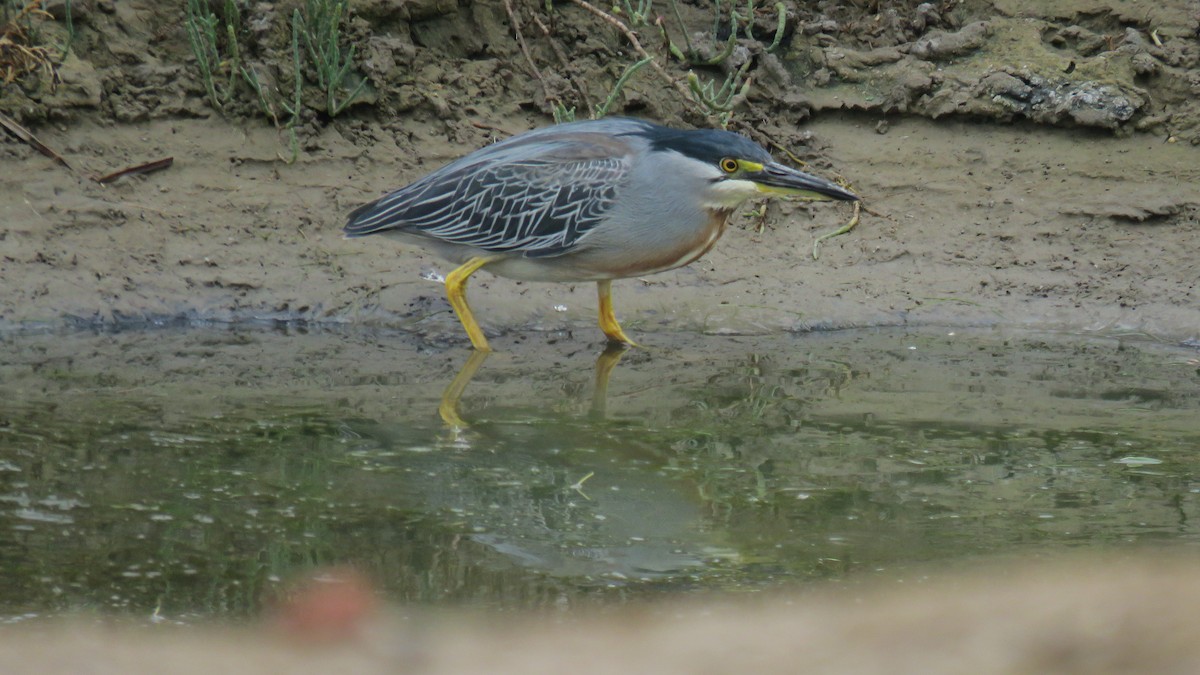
xmin=720 ymin=158 xmax=739 ymax=173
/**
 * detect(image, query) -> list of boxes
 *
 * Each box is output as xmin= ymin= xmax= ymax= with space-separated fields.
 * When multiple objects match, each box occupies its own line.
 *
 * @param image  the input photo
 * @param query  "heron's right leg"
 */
xmin=445 ymin=257 xmax=497 ymax=352
xmin=596 ymin=279 xmax=638 ymax=347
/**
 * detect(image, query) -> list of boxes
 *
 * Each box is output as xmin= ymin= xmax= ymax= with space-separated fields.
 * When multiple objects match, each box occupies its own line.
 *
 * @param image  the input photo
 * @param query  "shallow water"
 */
xmin=2 ymin=327 xmax=1198 ymax=621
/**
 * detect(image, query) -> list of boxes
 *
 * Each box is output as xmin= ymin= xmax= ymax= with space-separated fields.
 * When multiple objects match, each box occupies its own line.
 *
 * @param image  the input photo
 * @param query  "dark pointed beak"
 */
xmin=750 ymin=162 xmax=859 ymax=201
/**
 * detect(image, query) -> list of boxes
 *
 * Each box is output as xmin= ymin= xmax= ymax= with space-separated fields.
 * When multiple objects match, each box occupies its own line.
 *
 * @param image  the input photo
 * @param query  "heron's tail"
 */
xmin=344 ymin=199 xmax=400 ymax=238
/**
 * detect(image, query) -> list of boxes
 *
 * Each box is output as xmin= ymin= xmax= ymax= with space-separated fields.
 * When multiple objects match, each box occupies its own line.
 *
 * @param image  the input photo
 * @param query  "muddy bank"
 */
xmin=3 ymin=114 xmax=1198 ymax=344
xmin=1 ymin=0 xmax=1198 ymax=345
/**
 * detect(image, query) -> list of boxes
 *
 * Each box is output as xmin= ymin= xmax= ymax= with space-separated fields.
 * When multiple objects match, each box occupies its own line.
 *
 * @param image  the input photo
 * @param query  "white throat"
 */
xmin=702 ymin=178 xmax=760 ymax=210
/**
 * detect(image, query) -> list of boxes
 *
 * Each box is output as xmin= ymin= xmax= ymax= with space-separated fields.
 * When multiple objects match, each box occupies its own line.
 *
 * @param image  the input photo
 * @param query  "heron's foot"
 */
xmin=601 ymin=321 xmax=639 ymax=347
xmin=596 ymin=279 xmax=640 ymax=348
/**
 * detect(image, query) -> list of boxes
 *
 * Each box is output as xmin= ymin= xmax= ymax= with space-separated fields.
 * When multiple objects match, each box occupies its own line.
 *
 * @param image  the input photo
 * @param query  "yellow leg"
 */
xmin=445 ymin=257 xmax=496 ymax=352
xmin=596 ymin=279 xmax=638 ymax=346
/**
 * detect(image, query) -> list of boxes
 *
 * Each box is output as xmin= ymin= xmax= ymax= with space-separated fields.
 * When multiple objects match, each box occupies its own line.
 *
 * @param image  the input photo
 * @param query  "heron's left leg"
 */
xmin=445 ymin=257 xmax=497 ymax=352
xmin=596 ymin=279 xmax=638 ymax=347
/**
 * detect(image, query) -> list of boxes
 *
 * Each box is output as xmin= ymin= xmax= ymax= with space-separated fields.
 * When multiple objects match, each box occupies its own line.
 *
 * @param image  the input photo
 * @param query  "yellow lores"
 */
xmin=345 ymin=118 xmax=858 ymax=351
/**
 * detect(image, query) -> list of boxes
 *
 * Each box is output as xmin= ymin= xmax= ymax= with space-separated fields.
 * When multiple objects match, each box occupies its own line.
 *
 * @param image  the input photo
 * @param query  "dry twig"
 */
xmin=96 ymin=158 xmax=175 ymax=184
xmin=0 ymin=110 xmax=71 ymax=169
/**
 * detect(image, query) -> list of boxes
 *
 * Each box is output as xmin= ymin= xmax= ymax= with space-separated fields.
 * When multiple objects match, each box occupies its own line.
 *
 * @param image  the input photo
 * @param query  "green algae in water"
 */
xmin=1 ymin=327 xmax=1198 ymax=620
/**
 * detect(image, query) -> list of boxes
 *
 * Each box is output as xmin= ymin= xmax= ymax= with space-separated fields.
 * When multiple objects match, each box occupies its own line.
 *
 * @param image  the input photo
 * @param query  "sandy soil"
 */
xmin=1 ymin=0 xmax=1198 ymax=347
xmin=6 ymin=558 xmax=1200 ymax=674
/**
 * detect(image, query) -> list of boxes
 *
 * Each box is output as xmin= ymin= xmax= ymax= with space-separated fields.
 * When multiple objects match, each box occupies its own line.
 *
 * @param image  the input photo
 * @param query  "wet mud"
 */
xmin=1 ymin=0 xmax=1198 ymax=347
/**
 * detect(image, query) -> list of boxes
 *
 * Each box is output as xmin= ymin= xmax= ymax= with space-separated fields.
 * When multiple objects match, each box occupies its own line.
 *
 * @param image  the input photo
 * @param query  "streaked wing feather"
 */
xmin=345 ymin=138 xmax=633 ymax=258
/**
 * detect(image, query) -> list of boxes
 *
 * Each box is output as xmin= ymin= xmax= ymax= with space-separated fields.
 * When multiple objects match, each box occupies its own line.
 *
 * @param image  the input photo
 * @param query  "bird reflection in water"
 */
xmin=437 ymin=343 xmax=631 ymax=433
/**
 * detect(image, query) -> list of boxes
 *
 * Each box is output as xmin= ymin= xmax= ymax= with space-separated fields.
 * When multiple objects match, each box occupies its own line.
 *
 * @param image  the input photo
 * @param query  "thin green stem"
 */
xmin=62 ymin=0 xmax=74 ymax=56
xmin=766 ymin=2 xmax=786 ymax=52
xmin=593 ymin=56 xmax=651 ymax=118
xmin=184 ymin=0 xmax=222 ymax=110
xmin=296 ymin=0 xmax=366 ymax=116
xmin=669 ymin=0 xmax=691 ymax=53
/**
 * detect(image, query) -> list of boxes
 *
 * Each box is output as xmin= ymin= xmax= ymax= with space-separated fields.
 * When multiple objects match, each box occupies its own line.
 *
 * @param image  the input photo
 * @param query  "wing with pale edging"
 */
xmin=345 ymin=137 xmax=635 ymax=258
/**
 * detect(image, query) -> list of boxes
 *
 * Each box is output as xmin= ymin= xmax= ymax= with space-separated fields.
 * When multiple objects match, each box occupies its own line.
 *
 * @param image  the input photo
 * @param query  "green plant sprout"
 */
xmin=183 ymin=0 xmax=361 ymax=161
xmin=660 ymin=0 xmax=787 ymax=64
xmin=296 ymin=0 xmax=366 ymax=116
xmin=553 ymin=55 xmax=650 ymax=122
xmin=766 ymin=2 xmax=786 ymax=52
xmin=548 ymin=0 xmax=775 ymax=126
xmin=730 ymin=0 xmax=754 ymax=40
xmin=552 ymin=102 xmax=576 ymax=123
xmin=281 ymin=11 xmax=304 ymax=163
xmin=184 ymin=0 xmax=235 ymax=110
xmin=687 ymin=59 xmax=752 ymax=123
xmin=664 ymin=0 xmax=691 ymax=57
xmin=613 ymin=0 xmax=652 ymax=27
xmin=240 ymin=63 xmax=277 ymax=124
xmin=592 ymin=56 xmax=651 ymax=117
xmin=60 ymin=0 xmax=74 ymax=57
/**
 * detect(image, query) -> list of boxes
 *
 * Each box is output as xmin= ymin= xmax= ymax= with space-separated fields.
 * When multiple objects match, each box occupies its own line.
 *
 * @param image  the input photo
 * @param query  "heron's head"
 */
xmin=643 ymin=127 xmax=859 ymax=210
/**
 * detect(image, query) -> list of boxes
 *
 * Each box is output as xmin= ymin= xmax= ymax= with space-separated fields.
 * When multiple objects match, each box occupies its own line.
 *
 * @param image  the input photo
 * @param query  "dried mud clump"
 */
xmin=3 ymin=0 xmax=1199 ymax=139
xmin=791 ymin=1 xmax=1200 ymax=139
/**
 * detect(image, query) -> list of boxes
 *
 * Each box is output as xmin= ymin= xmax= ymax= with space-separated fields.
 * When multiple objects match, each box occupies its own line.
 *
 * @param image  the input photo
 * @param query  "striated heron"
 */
xmin=344 ymin=117 xmax=858 ymax=351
